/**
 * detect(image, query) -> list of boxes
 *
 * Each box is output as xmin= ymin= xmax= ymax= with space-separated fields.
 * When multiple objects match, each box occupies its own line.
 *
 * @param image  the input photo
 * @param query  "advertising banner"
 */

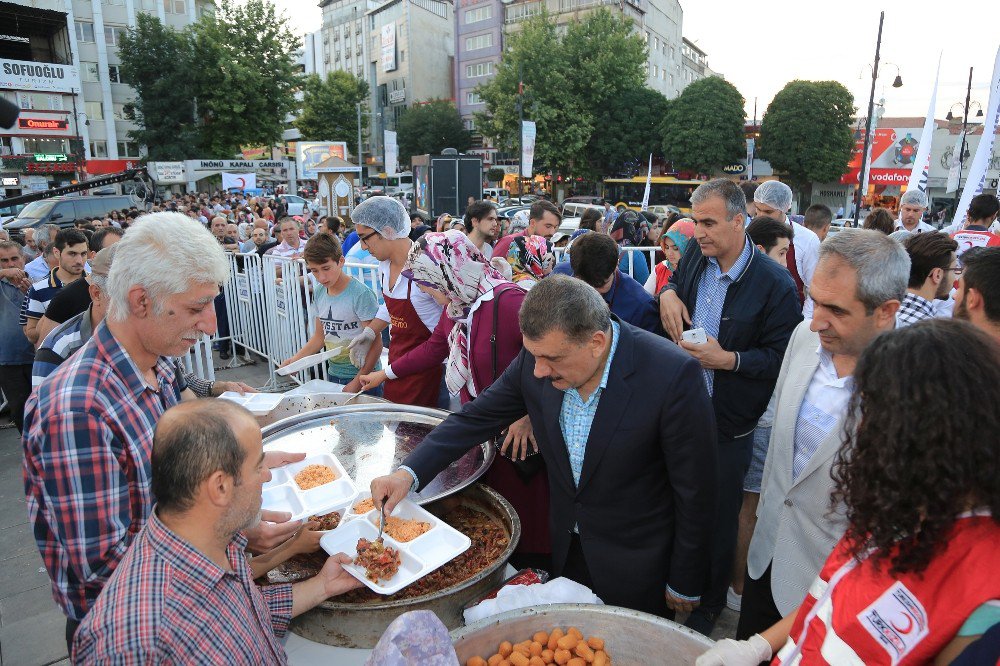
xmin=840 ymin=125 xmax=923 ymax=186
xmin=152 ymin=161 xmax=186 ymax=184
xmin=906 ymin=53 xmax=941 ymax=193
xmin=0 ymin=58 xmax=78 ymax=93
xmin=952 ymin=45 xmax=1000 ymax=227
xmin=384 ymin=130 xmax=398 ymax=177
xmin=296 ymin=142 xmax=348 ymax=181
xmin=381 ymin=24 xmax=396 ymax=73
xmin=520 ymin=121 xmax=536 ymax=178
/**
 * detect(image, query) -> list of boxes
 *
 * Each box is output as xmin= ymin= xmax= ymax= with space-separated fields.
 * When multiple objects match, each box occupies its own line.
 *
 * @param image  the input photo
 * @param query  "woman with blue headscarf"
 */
xmin=644 ymin=218 xmax=694 ymax=295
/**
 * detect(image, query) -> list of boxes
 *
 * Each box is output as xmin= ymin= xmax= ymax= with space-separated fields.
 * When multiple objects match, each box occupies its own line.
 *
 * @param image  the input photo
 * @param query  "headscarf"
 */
xmin=610 ymin=210 xmax=644 ymax=246
xmin=508 ymin=210 xmax=530 ymax=235
xmin=403 ymin=230 xmax=513 ymax=396
xmin=506 ymin=235 xmax=554 ymax=288
xmin=662 ymin=219 xmax=695 ymax=270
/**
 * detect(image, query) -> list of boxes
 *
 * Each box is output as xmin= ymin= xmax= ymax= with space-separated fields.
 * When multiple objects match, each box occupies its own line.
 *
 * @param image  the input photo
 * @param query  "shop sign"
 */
xmin=18 ymin=118 xmax=69 ymax=130
xmin=34 ymin=153 xmax=68 ymax=162
xmin=0 ymin=58 xmax=79 ymax=93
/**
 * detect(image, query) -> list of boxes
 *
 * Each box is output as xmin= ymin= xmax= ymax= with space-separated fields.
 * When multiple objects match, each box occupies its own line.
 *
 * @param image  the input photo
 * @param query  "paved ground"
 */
xmin=0 ymin=352 xmax=735 ymax=664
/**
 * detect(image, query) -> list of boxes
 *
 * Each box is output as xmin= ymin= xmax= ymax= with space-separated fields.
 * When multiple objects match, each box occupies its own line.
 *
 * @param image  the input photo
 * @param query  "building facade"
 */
xmin=679 ymin=37 xmax=718 ymax=86
xmin=0 ymin=0 xmax=212 ymax=197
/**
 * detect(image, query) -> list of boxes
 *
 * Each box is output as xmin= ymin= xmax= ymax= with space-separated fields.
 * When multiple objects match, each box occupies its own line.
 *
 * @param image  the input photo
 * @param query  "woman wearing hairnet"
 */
xmin=346 ymin=197 xmax=445 ymax=407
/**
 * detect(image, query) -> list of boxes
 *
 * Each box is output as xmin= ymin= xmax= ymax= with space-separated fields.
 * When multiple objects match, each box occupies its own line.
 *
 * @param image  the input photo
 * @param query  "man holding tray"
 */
xmin=371 ymin=275 xmax=718 ymax=617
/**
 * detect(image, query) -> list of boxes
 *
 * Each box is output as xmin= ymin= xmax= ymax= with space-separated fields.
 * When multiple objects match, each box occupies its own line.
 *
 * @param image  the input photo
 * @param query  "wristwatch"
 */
xmin=207 ymin=381 xmax=216 ymax=397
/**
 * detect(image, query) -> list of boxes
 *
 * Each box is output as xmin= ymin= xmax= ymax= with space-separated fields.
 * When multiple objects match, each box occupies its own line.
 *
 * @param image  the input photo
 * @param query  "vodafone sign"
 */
xmin=841 ymin=126 xmax=922 ymax=186
xmin=18 ymin=118 xmax=69 ymax=130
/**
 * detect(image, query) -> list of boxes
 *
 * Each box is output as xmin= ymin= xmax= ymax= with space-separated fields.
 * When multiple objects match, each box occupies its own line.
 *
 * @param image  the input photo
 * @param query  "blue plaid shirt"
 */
xmin=691 ymin=238 xmax=753 ymax=396
xmin=559 ymin=321 xmax=620 ymax=486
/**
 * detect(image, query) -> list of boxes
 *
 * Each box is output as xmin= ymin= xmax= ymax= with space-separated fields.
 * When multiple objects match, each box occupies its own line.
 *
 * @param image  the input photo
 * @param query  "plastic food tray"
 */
xmin=320 ymin=499 xmax=472 ymax=595
xmin=218 ymin=392 xmax=284 ymax=415
xmin=261 ymin=453 xmax=358 ymax=522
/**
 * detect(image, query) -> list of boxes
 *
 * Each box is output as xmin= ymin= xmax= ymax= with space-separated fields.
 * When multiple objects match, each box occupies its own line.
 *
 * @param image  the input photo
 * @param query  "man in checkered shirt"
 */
xmin=72 ymin=400 xmax=361 ymax=664
xmin=897 ymin=232 xmax=959 ymax=328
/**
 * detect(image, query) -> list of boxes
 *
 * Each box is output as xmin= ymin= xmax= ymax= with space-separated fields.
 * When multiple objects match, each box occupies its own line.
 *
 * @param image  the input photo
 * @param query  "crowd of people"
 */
xmin=0 ymin=178 xmax=998 ymax=665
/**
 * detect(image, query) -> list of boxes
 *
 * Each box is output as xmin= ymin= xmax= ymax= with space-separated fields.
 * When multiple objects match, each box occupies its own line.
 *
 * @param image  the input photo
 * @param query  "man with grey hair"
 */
xmin=752 ymin=180 xmax=820 ymax=318
xmin=24 ymin=224 xmax=60 ymax=281
xmin=348 ymin=196 xmax=444 ymax=407
xmin=371 ymin=274 xmax=718 ymax=618
xmin=22 ymin=213 xmax=304 ymax=649
xmin=894 ymin=188 xmax=935 ymax=233
xmin=658 ymin=178 xmax=802 ymax=635
xmin=735 ymin=229 xmax=908 ymax=653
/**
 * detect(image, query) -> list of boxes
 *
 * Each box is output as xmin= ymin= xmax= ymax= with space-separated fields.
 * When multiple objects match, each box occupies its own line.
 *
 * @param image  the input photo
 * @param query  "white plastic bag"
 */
xmin=463 ymin=577 xmax=604 ymax=624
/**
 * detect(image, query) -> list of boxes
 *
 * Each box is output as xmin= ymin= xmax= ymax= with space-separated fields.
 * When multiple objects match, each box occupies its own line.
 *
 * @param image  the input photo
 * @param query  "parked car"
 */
xmin=483 ymin=187 xmax=510 ymax=201
xmin=496 ymin=204 xmax=531 ymax=220
xmin=3 ymin=195 xmax=136 ymax=243
xmin=561 ymin=201 xmax=602 ymax=219
xmin=280 ymin=194 xmax=310 ymax=216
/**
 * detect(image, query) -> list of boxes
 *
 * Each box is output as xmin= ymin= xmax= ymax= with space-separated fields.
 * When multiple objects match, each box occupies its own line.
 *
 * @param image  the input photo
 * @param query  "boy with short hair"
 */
xmin=280 ymin=234 xmax=383 ymax=394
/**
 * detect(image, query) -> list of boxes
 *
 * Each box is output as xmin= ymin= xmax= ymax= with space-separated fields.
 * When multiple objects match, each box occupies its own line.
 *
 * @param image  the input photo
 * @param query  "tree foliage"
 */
xmin=486 ymin=167 xmax=506 ymax=184
xmin=119 ymin=0 xmax=300 ymax=159
xmin=189 ymin=0 xmax=301 ymax=157
xmin=475 ymin=9 xmax=646 ymax=178
xmin=660 ymin=76 xmax=746 ymax=173
xmin=296 ymin=72 xmax=369 ymax=158
xmin=118 ymin=13 xmax=198 ymax=160
xmin=759 ymin=80 xmax=856 ymax=189
xmin=590 ymin=87 xmax=669 ymax=176
xmin=396 ymin=100 xmax=471 ymax=162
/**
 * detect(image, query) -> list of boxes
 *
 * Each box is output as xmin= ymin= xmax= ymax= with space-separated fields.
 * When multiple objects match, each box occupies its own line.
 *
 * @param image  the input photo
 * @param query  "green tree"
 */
xmin=758 ymin=80 xmax=855 ymax=196
xmin=118 ymin=13 xmax=199 ymax=160
xmin=295 ymin=72 xmax=369 ymax=158
xmin=477 ymin=9 xmax=645 ymax=178
xmin=395 ymin=100 xmax=471 ymax=162
xmin=660 ymin=76 xmax=746 ymax=173
xmin=189 ymin=0 xmax=301 ymax=157
xmin=589 ymin=87 xmax=669 ymax=176
xmin=486 ymin=167 xmax=506 ymax=184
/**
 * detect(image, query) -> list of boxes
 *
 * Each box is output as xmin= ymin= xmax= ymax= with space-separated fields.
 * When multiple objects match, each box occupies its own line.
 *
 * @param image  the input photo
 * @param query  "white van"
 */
xmin=483 ymin=188 xmax=509 ymax=201
xmin=561 ymin=201 xmax=602 ymax=219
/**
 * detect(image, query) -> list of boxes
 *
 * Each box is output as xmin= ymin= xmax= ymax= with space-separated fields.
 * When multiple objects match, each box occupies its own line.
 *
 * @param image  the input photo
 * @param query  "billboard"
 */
xmin=295 ymin=142 xmax=348 ymax=181
xmin=0 ymin=58 xmax=79 ymax=93
xmin=381 ymin=23 xmax=397 ymax=73
xmin=841 ymin=126 xmax=922 ymax=186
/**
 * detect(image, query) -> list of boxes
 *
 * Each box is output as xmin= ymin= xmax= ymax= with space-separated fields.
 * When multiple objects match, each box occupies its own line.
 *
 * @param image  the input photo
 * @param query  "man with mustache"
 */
xmin=23 ymin=213 xmax=303 ymax=651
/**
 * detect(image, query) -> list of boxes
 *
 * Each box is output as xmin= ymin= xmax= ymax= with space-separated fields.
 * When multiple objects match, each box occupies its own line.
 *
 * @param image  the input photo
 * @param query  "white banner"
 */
xmin=151 ymin=161 xmax=185 ymax=184
xmin=520 ymin=121 xmax=536 ymax=178
xmin=640 ymin=153 xmax=653 ymax=212
xmin=221 ymin=172 xmax=256 ymax=190
xmin=945 ymin=131 xmax=967 ymax=194
xmin=384 ymin=130 xmax=398 ymax=177
xmin=381 ymin=24 xmax=397 ymax=73
xmin=952 ymin=45 xmax=1000 ymax=227
xmin=0 ymin=58 xmax=79 ymax=93
xmin=906 ymin=53 xmax=941 ymax=194
xmin=746 ymin=138 xmax=755 ymax=180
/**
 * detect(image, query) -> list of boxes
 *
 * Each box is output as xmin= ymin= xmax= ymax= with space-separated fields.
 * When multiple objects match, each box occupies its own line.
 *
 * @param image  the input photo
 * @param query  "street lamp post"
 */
xmin=951 ymin=67 xmax=980 ymax=213
xmin=853 ymin=12 xmax=885 ymax=228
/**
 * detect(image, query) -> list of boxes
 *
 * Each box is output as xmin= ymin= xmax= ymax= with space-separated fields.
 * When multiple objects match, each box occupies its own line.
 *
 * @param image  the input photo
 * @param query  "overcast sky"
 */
xmin=270 ymin=0 xmax=997 ymax=122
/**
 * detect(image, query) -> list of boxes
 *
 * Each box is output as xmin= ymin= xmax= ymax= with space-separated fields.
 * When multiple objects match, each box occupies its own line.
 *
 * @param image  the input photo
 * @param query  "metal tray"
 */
xmin=261 ymin=404 xmax=493 ymax=505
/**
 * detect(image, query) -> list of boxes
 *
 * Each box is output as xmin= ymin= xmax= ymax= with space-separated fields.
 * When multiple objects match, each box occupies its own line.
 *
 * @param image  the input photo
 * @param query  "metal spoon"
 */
xmin=342 ymin=390 xmax=364 ymax=405
xmin=376 ymin=495 xmax=388 ymax=542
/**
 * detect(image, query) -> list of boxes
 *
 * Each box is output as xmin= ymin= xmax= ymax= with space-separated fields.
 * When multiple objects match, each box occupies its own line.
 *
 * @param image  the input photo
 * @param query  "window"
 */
xmin=466 ymin=62 xmax=494 ymax=78
xmin=112 ymin=103 xmax=127 ymax=120
xmin=400 ymin=50 xmax=405 ymax=63
xmin=505 ymin=2 xmax=541 ymax=23
xmin=118 ymin=141 xmax=140 ymax=157
xmin=139 ymin=0 xmax=157 ymax=9
xmin=464 ymin=118 xmax=475 ymax=130
xmin=81 ymin=62 xmax=101 ymax=82
xmin=654 ymin=36 xmax=659 ymax=50
xmin=75 ymin=22 xmax=95 ymax=43
xmin=89 ymin=140 xmax=108 ymax=158
xmin=102 ymin=0 xmax=125 ymax=5
xmin=104 ymin=25 xmax=127 ymax=47
xmin=24 ymin=138 xmax=68 ymax=154
xmin=164 ymin=0 xmax=186 ymax=13
xmin=465 ymin=5 xmax=492 ymax=23
xmin=466 ymin=92 xmax=483 ymax=105
xmin=651 ymin=64 xmax=658 ymax=78
xmin=17 ymin=92 xmax=66 ymax=111
xmin=465 ymin=33 xmax=493 ymax=51
xmin=108 ymin=65 xmax=126 ymax=84
xmin=557 ymin=0 xmax=600 ymax=11
xmin=85 ymin=101 xmax=104 ymax=120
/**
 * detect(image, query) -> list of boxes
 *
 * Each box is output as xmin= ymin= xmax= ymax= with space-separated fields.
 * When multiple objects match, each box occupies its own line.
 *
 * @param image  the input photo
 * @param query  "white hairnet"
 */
xmin=899 ymin=188 xmax=928 ymax=209
xmin=352 ymin=196 xmax=409 ymax=240
xmin=754 ymin=180 xmax=793 ymax=212
xmin=888 ymin=229 xmax=913 ymax=243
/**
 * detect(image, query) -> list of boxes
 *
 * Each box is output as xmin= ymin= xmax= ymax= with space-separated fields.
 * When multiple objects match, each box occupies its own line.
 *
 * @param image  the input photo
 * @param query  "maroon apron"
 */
xmin=785 ymin=241 xmax=806 ymax=307
xmin=382 ymin=277 xmax=443 ymax=407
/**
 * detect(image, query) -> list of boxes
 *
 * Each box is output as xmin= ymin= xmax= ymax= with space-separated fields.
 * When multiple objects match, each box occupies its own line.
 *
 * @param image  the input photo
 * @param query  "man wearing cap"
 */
xmin=347 ymin=197 xmax=444 ymax=408
xmin=752 ymin=181 xmax=818 ymax=318
xmin=895 ymin=188 xmax=936 ymax=234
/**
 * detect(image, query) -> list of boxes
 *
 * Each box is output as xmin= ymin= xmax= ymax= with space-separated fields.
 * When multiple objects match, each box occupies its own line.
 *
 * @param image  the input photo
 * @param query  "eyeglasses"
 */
xmin=358 ymin=230 xmax=379 ymax=246
xmin=943 ymin=265 xmax=964 ymax=276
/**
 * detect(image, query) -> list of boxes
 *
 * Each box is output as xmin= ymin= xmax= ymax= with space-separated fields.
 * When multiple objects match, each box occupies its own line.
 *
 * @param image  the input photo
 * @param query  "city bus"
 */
xmin=368 ymin=171 xmax=413 ymax=194
xmin=602 ymin=176 xmax=702 ymax=213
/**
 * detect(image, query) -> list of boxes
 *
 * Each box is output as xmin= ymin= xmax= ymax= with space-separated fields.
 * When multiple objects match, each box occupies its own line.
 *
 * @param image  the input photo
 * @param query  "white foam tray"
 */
xmin=261 ymin=453 xmax=358 ymax=522
xmin=320 ymin=499 xmax=471 ymax=595
xmin=218 ymin=391 xmax=284 ymax=415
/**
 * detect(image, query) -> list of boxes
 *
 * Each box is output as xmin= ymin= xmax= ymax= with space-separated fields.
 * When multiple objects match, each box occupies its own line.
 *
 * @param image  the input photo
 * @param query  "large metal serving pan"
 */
xmin=256 ymin=392 xmax=388 ymax=428
xmin=260 ymin=403 xmax=493 ymax=505
xmin=452 ymin=604 xmax=714 ymax=664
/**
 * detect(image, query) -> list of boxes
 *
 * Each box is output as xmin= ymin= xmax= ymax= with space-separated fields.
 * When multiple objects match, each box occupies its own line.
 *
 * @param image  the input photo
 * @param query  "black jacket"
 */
xmin=663 ymin=237 xmax=802 ymax=440
xmin=403 ymin=318 xmax=718 ymax=615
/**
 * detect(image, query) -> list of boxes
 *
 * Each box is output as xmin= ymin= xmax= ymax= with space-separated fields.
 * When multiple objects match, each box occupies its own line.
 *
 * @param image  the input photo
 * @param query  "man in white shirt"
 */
xmin=893 ymin=188 xmax=936 ymax=233
xmin=265 ymin=218 xmax=305 ymax=259
xmin=753 ymin=181 xmax=819 ymax=318
xmin=737 ymin=229 xmax=908 ymax=642
xmin=464 ymin=200 xmax=500 ymax=259
xmin=897 ymin=232 xmax=958 ymax=328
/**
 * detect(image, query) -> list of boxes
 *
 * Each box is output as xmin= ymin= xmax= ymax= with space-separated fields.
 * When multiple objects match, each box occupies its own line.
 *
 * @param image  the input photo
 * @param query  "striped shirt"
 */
xmin=792 ymin=346 xmax=853 ymax=481
xmin=692 ymin=237 xmax=753 ymax=395
xmin=558 ymin=321 xmax=620 ymax=486
xmin=19 ymin=267 xmax=73 ymax=325
xmin=22 ymin=321 xmax=183 ymax=620
xmin=72 ymin=509 xmax=293 ymax=664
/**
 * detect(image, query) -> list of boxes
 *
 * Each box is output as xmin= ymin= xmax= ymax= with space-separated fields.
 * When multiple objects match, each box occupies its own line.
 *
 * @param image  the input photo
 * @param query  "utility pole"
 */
xmin=953 ymin=66 xmax=974 ymax=214
xmin=356 ymin=101 xmax=363 ymax=177
xmin=853 ymin=11 xmax=884 ymax=228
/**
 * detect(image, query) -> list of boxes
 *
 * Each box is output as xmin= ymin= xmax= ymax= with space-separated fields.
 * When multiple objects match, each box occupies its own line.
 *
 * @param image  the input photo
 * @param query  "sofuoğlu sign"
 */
xmin=0 ymin=58 xmax=79 ymax=93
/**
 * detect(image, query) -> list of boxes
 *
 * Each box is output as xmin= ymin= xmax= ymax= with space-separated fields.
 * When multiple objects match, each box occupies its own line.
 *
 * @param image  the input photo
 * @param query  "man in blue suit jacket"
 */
xmin=371 ymin=275 xmax=718 ymax=617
